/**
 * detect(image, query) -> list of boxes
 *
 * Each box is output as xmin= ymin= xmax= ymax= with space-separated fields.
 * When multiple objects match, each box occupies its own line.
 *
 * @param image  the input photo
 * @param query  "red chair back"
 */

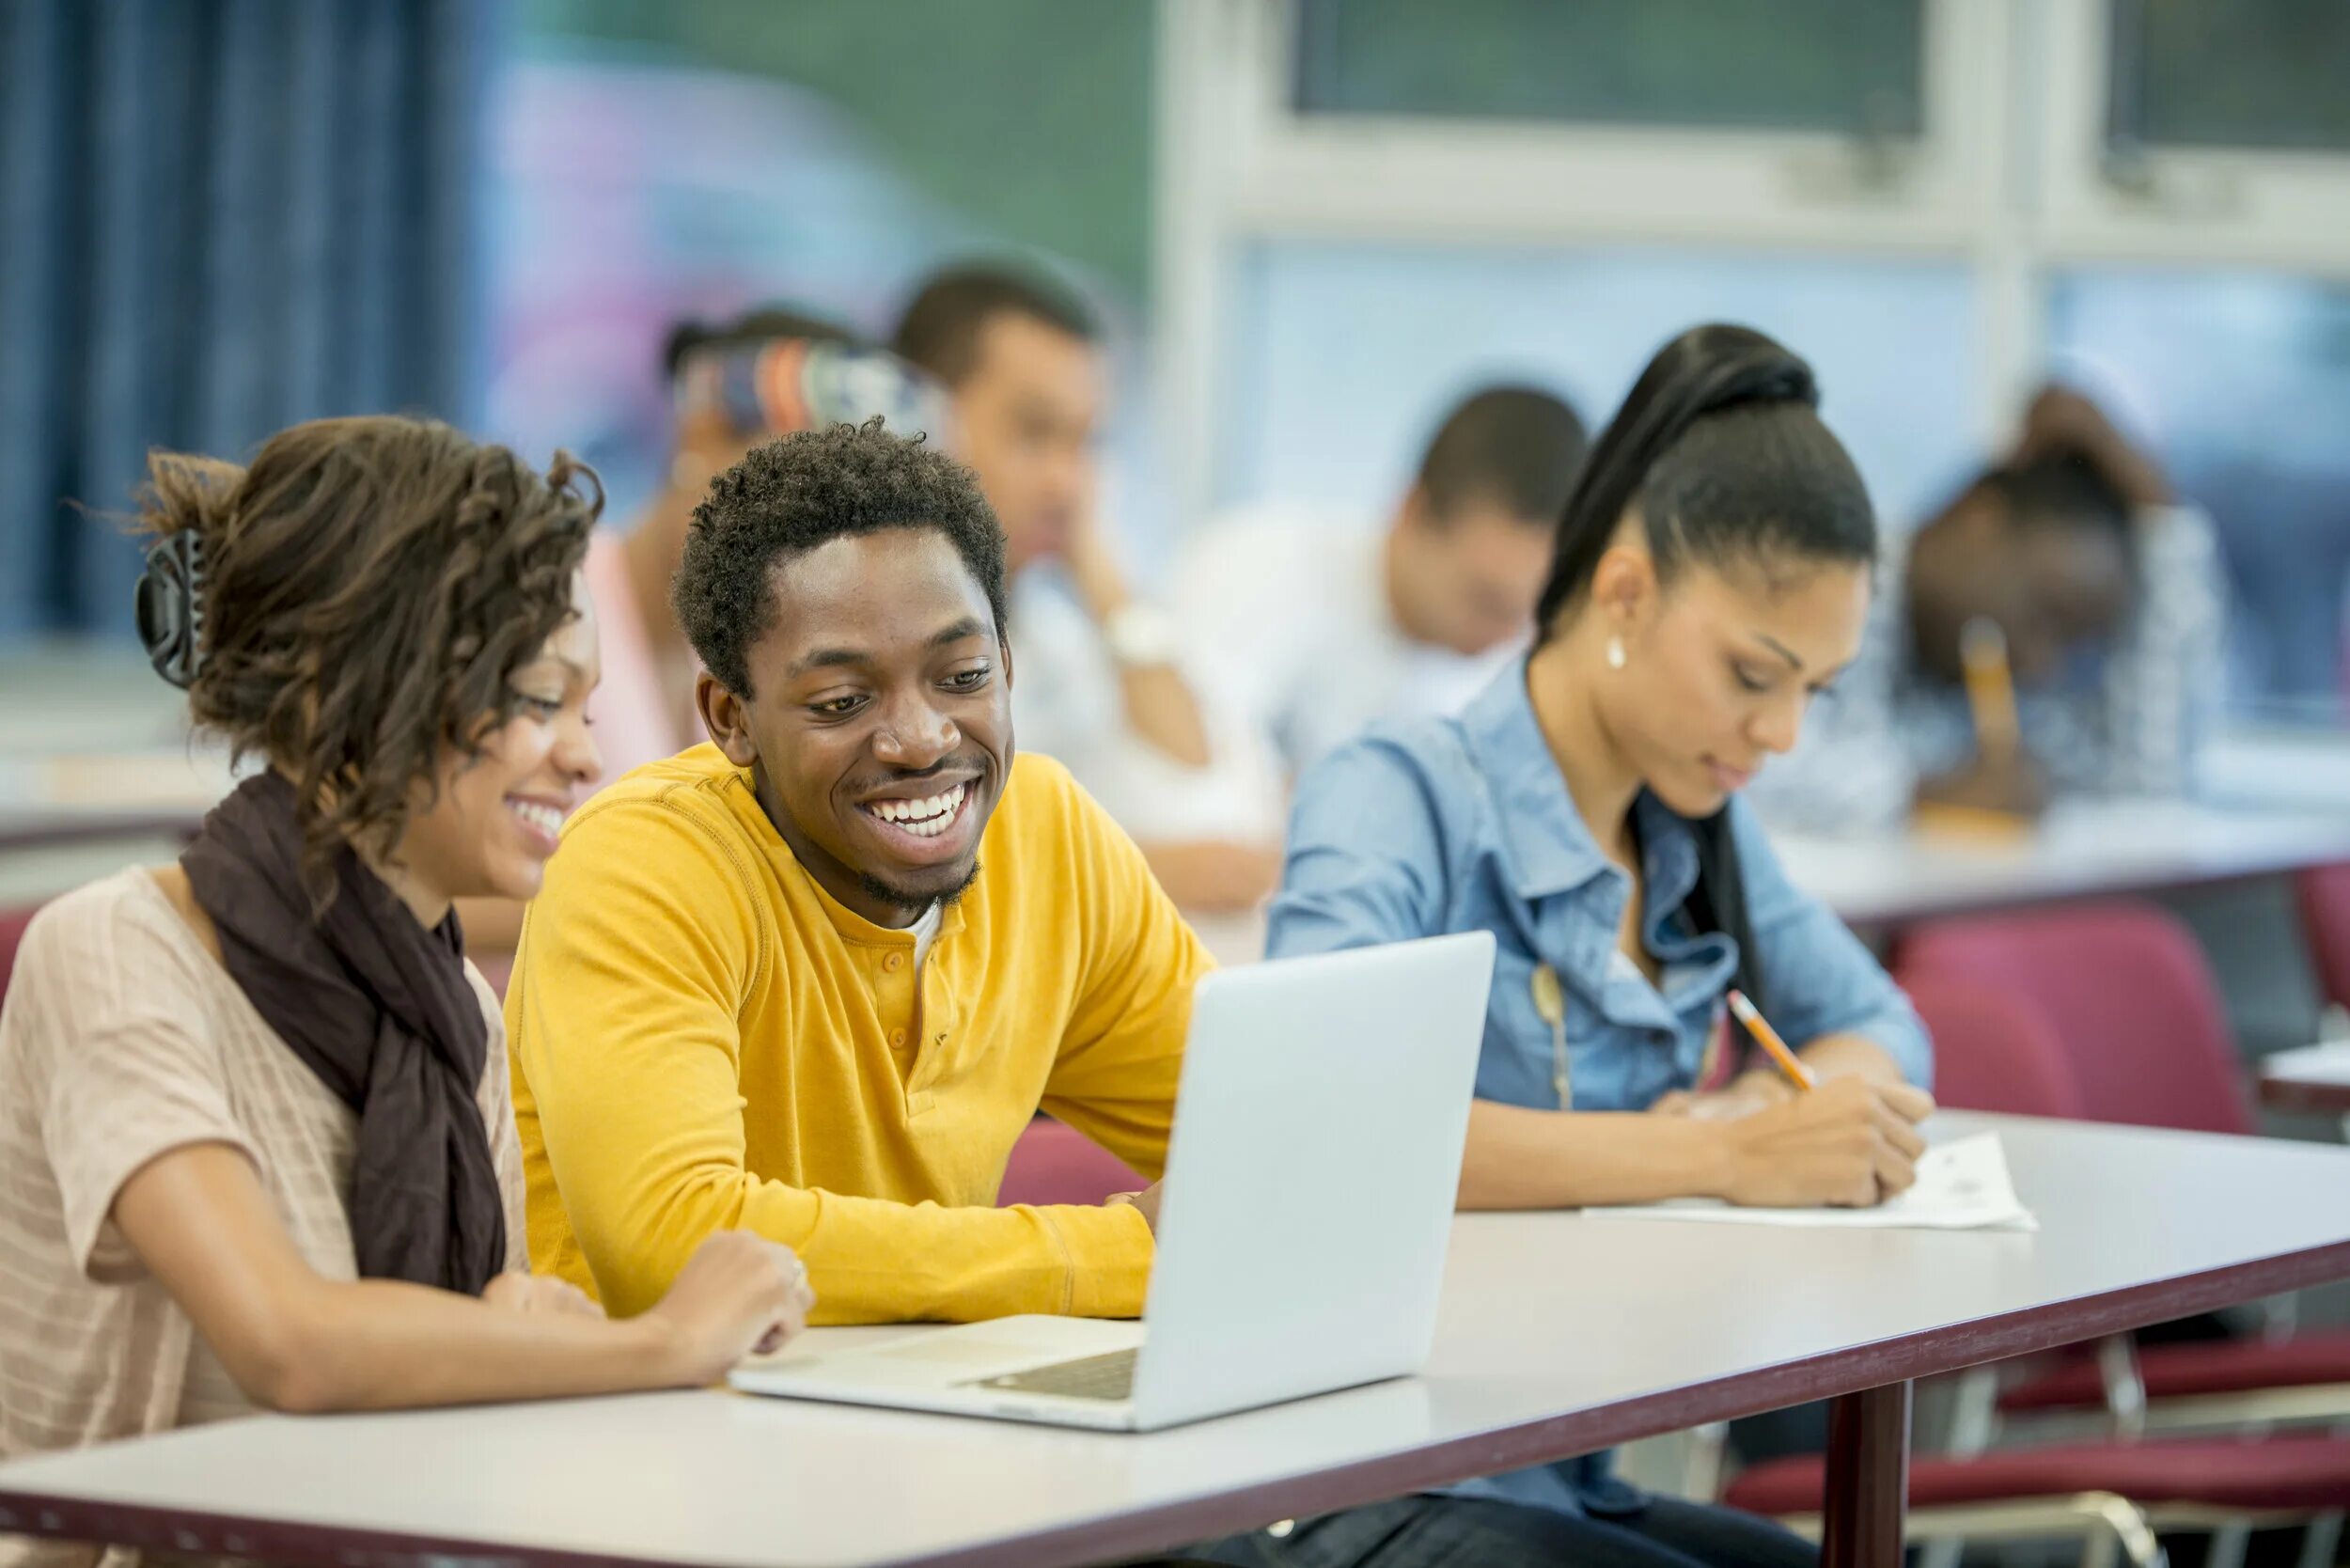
xmin=1894 ymin=973 xmax=2085 ymax=1119
xmin=0 ymin=904 xmax=40 ymax=1009
xmin=2295 ymin=863 xmax=2350 ymax=1014
xmin=472 ymin=952 xmax=515 ymax=1001
xmin=995 ymin=1118 xmax=1143 ymax=1208
xmin=1897 ymin=901 xmax=2251 ymax=1136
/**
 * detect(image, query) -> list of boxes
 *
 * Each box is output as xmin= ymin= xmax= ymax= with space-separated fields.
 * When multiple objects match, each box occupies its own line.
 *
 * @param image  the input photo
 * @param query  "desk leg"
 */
xmin=1822 ymin=1381 xmax=1911 ymax=1568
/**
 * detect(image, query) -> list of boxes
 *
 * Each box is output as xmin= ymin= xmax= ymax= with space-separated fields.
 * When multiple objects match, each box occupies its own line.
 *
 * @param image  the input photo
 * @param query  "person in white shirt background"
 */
xmin=889 ymin=263 xmax=1285 ymax=915
xmin=1174 ymin=384 xmax=1590 ymax=782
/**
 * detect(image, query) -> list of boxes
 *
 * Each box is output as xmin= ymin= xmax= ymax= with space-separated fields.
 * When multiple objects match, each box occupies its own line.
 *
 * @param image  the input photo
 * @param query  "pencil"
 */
xmin=1960 ymin=616 xmax=2021 ymax=761
xmin=1728 ymin=989 xmax=1816 ymax=1092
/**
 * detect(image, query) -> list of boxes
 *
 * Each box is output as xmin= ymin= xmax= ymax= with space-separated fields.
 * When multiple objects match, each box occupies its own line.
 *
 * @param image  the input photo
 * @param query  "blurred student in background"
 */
xmin=0 ymin=420 xmax=809 ymax=1532
xmin=585 ymin=307 xmax=932 ymax=781
xmin=1753 ymin=384 xmax=2223 ymax=829
xmin=1174 ymin=384 xmax=1588 ymax=781
xmin=892 ymin=263 xmax=1282 ymax=913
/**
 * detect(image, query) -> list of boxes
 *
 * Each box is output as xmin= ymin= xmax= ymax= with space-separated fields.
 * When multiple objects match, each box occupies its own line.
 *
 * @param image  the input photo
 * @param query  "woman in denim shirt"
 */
xmin=1199 ymin=326 xmax=1935 ymax=1568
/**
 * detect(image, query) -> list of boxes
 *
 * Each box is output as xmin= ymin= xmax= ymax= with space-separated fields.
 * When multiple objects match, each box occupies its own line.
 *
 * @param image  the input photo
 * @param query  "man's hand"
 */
xmin=1056 ymin=495 xmax=1217 ymax=769
xmin=1107 ymin=1183 xmax=1165 ymax=1234
xmin=1059 ymin=490 xmax=1131 ymax=628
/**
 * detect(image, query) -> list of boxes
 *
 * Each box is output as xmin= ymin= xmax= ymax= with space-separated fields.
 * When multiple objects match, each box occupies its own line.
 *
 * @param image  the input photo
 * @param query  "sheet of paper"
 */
xmin=2262 ymin=1042 xmax=2350 ymax=1089
xmin=1582 ymin=1131 xmax=2036 ymax=1231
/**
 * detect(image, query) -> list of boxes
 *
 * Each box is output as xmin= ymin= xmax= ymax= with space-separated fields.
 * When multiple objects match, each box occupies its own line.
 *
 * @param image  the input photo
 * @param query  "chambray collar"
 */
xmin=1459 ymin=659 xmax=1701 ymax=922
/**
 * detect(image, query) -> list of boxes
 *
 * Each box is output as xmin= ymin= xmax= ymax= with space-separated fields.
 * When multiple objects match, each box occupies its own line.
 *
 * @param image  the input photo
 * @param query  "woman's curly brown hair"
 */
xmin=136 ymin=416 xmax=602 ymax=893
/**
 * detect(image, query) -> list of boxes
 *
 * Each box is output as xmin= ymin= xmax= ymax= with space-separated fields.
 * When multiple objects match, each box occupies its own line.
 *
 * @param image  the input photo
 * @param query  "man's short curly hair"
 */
xmin=673 ymin=417 xmax=1007 ymax=697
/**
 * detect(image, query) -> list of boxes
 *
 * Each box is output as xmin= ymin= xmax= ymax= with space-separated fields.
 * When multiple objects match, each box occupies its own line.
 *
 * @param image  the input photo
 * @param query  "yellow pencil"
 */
xmin=1728 ymin=989 xmax=1816 ymax=1092
xmin=1960 ymin=616 xmax=2021 ymax=761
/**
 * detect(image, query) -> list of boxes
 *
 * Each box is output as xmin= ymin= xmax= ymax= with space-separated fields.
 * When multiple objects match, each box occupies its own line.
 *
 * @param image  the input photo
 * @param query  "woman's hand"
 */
xmin=1716 ymin=1076 xmax=1935 ymax=1207
xmin=640 ymin=1232 xmax=818 ymax=1383
xmin=1651 ymin=1070 xmax=1800 ymax=1121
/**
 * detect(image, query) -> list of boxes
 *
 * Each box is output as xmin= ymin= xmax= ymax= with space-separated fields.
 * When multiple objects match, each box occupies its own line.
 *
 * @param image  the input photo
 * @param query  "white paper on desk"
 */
xmin=1582 ymin=1132 xmax=2037 ymax=1231
xmin=2261 ymin=1043 xmax=2350 ymax=1088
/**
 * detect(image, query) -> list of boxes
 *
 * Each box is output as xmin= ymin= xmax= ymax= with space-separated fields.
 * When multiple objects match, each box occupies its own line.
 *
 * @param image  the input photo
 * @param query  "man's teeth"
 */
xmin=865 ymin=782 xmax=967 ymax=837
xmin=509 ymin=799 xmax=565 ymax=837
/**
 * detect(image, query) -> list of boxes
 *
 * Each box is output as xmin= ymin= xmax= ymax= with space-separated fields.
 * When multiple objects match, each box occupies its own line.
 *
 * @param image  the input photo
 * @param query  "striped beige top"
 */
xmin=0 ymin=869 xmax=524 ymax=1568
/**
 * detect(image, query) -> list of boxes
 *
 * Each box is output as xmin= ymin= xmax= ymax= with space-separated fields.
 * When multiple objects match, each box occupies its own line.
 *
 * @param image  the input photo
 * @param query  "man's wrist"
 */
xmin=1064 ymin=533 xmax=1129 ymax=624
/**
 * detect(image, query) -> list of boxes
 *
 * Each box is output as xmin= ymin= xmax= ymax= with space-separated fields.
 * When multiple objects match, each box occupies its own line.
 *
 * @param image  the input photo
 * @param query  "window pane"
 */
xmin=2107 ymin=0 xmax=2350 ymax=154
xmin=2047 ymin=267 xmax=2350 ymax=714
xmin=1292 ymin=0 xmax=1924 ymax=136
xmin=481 ymin=54 xmax=1176 ymax=562
xmin=1219 ymin=241 xmax=1977 ymax=538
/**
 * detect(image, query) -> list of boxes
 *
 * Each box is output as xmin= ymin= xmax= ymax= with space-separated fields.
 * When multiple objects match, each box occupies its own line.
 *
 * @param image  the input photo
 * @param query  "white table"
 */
xmin=1184 ymin=797 xmax=2350 ymax=966
xmin=0 ymin=749 xmax=233 ymax=852
xmin=2261 ymin=1041 xmax=2350 ymax=1121
xmin=7 ymin=1114 xmax=2350 ymax=1568
xmin=2195 ymin=728 xmax=2350 ymax=816
xmin=1776 ymin=797 xmax=2350 ymax=928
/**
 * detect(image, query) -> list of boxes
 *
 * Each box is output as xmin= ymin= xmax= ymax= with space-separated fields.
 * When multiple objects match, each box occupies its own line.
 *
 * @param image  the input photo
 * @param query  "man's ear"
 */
xmin=696 ymin=671 xmax=760 ymax=768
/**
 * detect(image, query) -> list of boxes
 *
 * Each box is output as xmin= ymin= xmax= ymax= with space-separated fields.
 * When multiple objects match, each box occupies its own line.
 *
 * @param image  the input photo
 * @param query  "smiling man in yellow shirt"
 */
xmin=506 ymin=414 xmax=1210 ymax=1325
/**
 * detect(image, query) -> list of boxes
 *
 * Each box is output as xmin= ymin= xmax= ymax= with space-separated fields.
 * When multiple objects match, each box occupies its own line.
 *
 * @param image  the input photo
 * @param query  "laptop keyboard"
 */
xmin=967 ymin=1347 xmax=1137 ymax=1402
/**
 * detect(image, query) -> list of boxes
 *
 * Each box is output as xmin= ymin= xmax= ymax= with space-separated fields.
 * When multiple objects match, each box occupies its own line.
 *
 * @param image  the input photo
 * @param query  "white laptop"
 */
xmin=728 ymin=931 xmax=1495 ymax=1432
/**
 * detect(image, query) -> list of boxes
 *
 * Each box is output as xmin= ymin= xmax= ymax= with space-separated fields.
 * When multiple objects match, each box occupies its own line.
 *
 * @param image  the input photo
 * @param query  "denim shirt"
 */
xmin=1266 ymin=658 xmax=1932 ymax=1517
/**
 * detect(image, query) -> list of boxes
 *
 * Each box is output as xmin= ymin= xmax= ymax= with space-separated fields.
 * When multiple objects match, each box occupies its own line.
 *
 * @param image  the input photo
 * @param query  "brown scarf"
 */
xmin=180 ymin=773 xmax=506 ymax=1294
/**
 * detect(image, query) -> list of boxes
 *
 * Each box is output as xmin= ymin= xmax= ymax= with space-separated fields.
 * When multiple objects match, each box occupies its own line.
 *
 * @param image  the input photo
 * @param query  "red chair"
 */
xmin=1718 ymin=990 xmax=2350 ymax=1563
xmin=0 ymin=903 xmax=41 ymax=1006
xmin=1897 ymin=901 xmax=2252 ymax=1136
xmin=472 ymin=952 xmax=514 ymax=1001
xmin=1998 ymin=1337 xmax=2350 ymax=1424
xmin=995 ymin=1118 xmax=1142 ymax=1208
xmin=1711 ymin=934 xmax=2350 ymax=1563
xmin=2295 ymin=864 xmax=2350 ymax=1015
xmin=1899 ymin=973 xmax=2085 ymax=1120
xmin=1726 ymin=1434 xmax=2350 ymax=1563
xmin=1896 ymin=909 xmax=2350 ymax=1430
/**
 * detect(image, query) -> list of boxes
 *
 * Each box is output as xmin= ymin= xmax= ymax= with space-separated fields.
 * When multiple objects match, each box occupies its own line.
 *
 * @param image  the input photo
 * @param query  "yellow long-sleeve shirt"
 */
xmin=507 ymin=745 xmax=1210 ymax=1325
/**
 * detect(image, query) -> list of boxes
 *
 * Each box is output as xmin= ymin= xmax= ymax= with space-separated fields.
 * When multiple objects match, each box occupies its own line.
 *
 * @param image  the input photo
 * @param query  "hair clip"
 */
xmin=134 ymin=530 xmax=207 ymax=690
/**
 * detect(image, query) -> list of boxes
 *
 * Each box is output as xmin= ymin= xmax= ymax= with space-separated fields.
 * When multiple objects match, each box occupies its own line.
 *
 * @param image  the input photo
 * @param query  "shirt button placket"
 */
xmin=876 ymin=948 xmax=917 ymax=1074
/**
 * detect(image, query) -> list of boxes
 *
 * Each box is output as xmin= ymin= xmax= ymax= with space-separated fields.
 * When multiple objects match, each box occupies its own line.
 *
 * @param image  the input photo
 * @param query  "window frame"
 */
xmin=1153 ymin=0 xmax=2350 ymax=529
xmin=2033 ymin=0 xmax=2350 ymax=275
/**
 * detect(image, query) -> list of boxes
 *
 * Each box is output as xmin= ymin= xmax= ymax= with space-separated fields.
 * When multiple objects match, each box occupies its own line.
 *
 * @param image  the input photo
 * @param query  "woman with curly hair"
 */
xmin=0 ymin=417 xmax=812 ymax=1544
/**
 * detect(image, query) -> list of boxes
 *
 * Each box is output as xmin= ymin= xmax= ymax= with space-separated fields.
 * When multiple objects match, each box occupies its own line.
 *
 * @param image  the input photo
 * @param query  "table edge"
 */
xmin=8 ymin=1234 xmax=2350 ymax=1568
xmin=0 ymin=812 xmax=204 ymax=853
xmin=2260 ymin=1076 xmax=2350 ymax=1115
xmin=1832 ymin=856 xmax=2301 ymax=929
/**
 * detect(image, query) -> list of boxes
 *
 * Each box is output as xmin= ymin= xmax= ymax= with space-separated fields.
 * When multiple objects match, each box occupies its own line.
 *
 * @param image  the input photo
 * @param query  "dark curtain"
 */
xmin=0 ymin=0 xmax=488 ymax=639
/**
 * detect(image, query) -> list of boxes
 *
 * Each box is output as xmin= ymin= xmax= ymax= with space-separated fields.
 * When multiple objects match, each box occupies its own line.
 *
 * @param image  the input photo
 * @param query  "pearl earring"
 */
xmin=1605 ymin=636 xmax=1627 ymax=670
